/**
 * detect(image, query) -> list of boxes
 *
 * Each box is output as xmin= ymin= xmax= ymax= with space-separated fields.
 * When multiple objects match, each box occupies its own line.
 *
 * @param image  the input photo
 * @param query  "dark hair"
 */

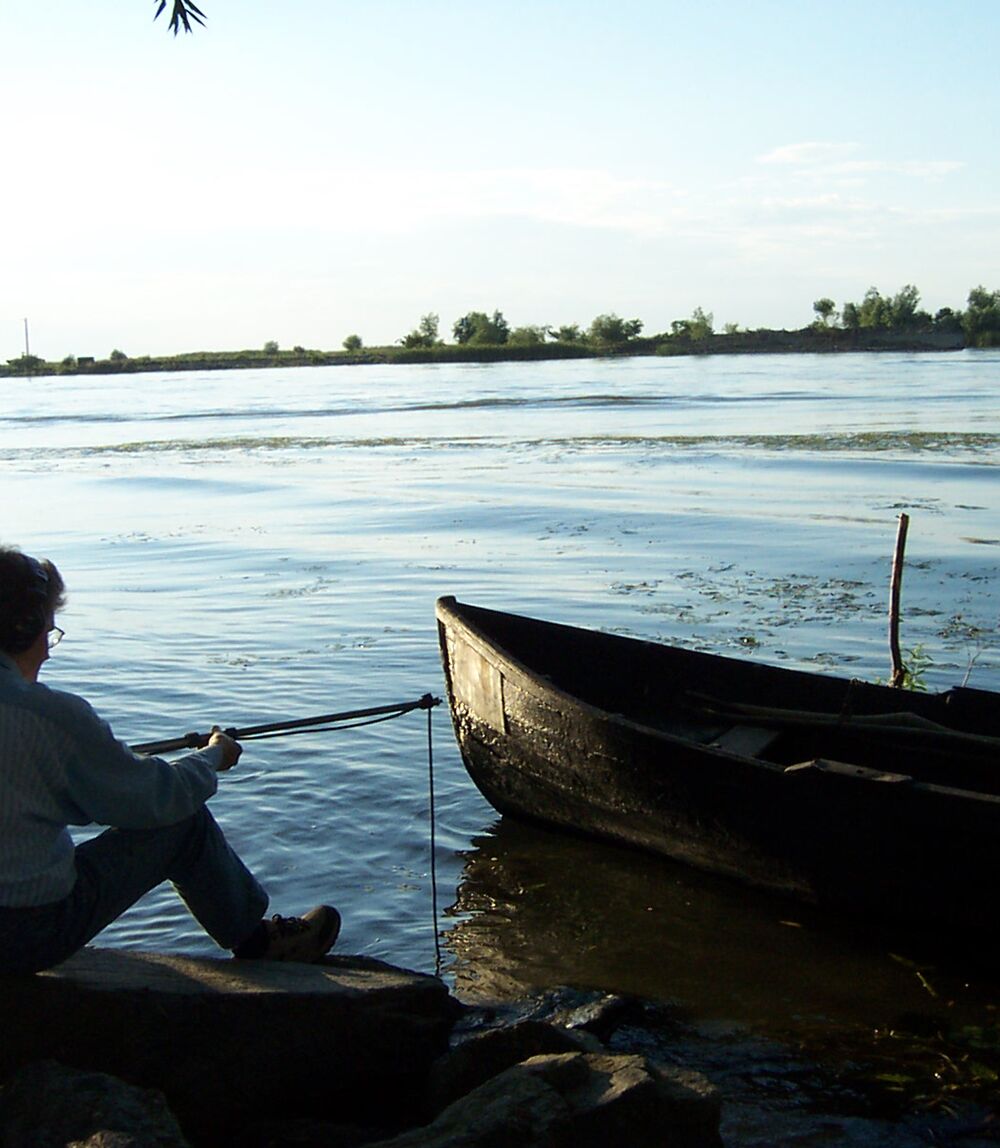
xmin=0 ymin=547 xmax=66 ymax=655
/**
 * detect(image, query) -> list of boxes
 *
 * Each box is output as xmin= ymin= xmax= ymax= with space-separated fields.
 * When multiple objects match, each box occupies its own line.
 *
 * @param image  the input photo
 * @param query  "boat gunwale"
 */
xmin=436 ymin=594 xmax=757 ymax=760
xmin=436 ymin=596 xmax=1000 ymax=804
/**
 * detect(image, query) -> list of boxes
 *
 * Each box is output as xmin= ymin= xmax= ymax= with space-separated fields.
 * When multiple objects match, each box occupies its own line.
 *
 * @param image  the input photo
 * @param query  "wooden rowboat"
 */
xmin=436 ymin=596 xmax=1000 ymax=942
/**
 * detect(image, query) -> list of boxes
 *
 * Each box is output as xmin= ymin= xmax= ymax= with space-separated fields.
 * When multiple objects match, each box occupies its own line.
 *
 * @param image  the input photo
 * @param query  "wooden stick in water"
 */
xmin=889 ymin=512 xmax=910 ymax=688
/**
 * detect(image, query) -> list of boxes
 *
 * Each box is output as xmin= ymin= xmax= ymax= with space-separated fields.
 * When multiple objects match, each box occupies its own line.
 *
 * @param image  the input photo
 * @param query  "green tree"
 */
xmin=588 ymin=313 xmax=643 ymax=346
xmin=812 ymin=298 xmax=837 ymax=327
xmin=552 ymin=324 xmax=582 ymax=343
xmin=963 ymin=285 xmax=1000 ymax=347
xmin=671 ymin=307 xmax=713 ymax=341
xmin=109 ymin=349 xmax=128 ymax=362
xmin=343 ymin=334 xmax=363 ymax=351
xmin=933 ymin=307 xmax=963 ymax=334
xmin=401 ymin=313 xmax=441 ymax=348
xmin=263 ymin=340 xmax=279 ymax=354
xmin=671 ymin=310 xmax=712 ymax=340
xmin=857 ymin=287 xmax=892 ymax=328
xmin=888 ymin=284 xmax=921 ymax=329
xmin=453 ymin=310 xmax=510 ymax=345
xmin=688 ymin=306 xmax=713 ymax=340
xmin=842 ymin=285 xmax=927 ymax=331
xmin=508 ymin=325 xmax=550 ymax=347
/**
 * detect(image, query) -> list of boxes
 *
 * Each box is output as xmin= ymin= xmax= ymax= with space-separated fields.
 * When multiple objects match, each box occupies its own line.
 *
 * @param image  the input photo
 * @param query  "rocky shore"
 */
xmin=0 ymin=948 xmax=995 ymax=1147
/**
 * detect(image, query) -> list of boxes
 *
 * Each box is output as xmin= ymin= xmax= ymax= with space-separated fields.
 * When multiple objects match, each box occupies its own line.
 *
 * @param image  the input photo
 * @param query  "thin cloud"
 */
xmin=833 ymin=159 xmax=964 ymax=179
xmin=286 ymin=167 xmax=688 ymax=237
xmin=102 ymin=166 xmax=694 ymax=241
xmin=2 ymin=165 xmax=690 ymax=250
xmin=758 ymin=142 xmax=860 ymax=166
xmin=755 ymin=143 xmax=963 ymax=181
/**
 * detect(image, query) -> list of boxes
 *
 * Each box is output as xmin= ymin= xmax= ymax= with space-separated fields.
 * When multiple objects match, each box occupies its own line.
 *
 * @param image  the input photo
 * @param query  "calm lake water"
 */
xmin=2 ymin=351 xmax=998 ymax=1045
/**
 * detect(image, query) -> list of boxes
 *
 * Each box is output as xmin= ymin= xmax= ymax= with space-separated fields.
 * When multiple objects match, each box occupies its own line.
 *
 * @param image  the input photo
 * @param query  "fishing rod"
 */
xmin=131 ymin=693 xmax=441 ymax=756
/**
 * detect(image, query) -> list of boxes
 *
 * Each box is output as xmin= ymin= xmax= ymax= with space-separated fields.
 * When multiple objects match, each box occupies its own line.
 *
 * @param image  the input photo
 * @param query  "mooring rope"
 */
xmin=131 ymin=693 xmax=446 ymax=975
xmin=427 ymin=701 xmax=443 ymax=977
xmin=226 ymin=695 xmax=445 ymax=972
xmin=231 ymin=698 xmax=444 ymax=973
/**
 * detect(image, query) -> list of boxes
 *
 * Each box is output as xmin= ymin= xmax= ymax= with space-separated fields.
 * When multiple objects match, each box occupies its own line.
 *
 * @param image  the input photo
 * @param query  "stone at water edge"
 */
xmin=0 ymin=1060 xmax=191 ymax=1148
xmin=0 ymin=948 xmax=463 ymax=1142
xmin=370 ymin=1051 xmax=723 ymax=1148
xmin=425 ymin=1018 xmax=602 ymax=1114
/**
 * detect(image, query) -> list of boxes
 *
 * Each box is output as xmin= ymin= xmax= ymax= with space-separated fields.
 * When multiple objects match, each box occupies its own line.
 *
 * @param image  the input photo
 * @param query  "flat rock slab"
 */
xmin=0 ymin=948 xmax=461 ymax=1142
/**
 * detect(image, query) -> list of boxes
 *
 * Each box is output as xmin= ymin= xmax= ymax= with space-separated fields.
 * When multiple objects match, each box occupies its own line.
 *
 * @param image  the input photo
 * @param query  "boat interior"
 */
xmin=447 ymin=601 xmax=1000 ymax=798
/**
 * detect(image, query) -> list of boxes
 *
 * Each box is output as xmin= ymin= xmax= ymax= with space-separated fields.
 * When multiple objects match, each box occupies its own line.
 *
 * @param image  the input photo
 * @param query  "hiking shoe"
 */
xmin=234 ymin=905 xmax=341 ymax=963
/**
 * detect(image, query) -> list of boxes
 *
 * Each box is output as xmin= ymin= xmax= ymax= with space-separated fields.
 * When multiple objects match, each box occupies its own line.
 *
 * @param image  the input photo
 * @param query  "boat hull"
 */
xmin=436 ymin=596 xmax=1000 ymax=941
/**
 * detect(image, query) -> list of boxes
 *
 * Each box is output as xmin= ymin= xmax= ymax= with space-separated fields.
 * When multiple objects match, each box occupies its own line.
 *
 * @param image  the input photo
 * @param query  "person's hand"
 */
xmin=208 ymin=727 xmax=242 ymax=772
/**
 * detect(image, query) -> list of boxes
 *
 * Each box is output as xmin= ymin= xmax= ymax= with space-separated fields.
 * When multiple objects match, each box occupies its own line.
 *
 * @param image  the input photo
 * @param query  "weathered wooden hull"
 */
xmin=436 ymin=596 xmax=1000 ymax=941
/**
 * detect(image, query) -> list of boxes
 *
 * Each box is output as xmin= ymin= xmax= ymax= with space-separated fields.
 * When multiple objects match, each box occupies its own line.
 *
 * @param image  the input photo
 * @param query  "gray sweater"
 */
xmin=0 ymin=653 xmax=222 ymax=907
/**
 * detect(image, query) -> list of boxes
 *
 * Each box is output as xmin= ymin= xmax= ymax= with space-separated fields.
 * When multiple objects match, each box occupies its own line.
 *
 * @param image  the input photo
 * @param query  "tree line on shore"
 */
xmin=380 ymin=284 xmax=998 ymax=353
xmin=4 ymin=284 xmax=999 ymax=378
xmin=809 ymin=285 xmax=1000 ymax=345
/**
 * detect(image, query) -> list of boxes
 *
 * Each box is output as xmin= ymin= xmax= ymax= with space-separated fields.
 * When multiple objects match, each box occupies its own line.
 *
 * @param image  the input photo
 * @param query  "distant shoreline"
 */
xmin=0 ymin=326 xmax=968 ymax=380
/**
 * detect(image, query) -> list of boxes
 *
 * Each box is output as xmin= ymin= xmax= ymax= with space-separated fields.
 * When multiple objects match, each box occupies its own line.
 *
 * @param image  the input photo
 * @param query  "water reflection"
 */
xmin=444 ymin=817 xmax=999 ymax=1041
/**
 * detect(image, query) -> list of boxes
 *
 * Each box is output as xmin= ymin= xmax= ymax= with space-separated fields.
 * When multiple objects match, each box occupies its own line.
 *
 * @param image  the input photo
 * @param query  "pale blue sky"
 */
xmin=2 ymin=0 xmax=998 ymax=359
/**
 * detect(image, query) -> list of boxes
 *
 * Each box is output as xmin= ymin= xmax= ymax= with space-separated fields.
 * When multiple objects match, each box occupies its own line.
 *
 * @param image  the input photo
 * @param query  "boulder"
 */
xmin=0 ymin=1059 xmax=190 ymax=1147
xmin=426 ymin=1019 xmax=599 ymax=1114
xmin=0 ymin=948 xmax=461 ymax=1144
xmin=534 ymin=993 xmax=643 ymax=1041
xmin=370 ymin=1050 xmax=723 ymax=1148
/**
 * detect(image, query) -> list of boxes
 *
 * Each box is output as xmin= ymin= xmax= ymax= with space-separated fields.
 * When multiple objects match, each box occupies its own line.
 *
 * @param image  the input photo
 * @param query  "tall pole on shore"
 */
xmin=22 ymin=318 xmax=32 ymax=378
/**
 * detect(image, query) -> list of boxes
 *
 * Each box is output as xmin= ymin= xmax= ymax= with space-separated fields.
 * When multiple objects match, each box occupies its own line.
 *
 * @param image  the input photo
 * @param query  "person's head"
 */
xmin=0 ymin=547 xmax=66 ymax=677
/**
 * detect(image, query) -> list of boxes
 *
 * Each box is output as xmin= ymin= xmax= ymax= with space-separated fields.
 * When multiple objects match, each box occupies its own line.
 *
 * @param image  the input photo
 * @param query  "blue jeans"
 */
xmin=0 ymin=807 xmax=269 ymax=975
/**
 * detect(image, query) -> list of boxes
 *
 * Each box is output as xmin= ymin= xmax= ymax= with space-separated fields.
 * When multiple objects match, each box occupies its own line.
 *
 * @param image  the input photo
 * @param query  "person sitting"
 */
xmin=0 ymin=545 xmax=340 ymax=974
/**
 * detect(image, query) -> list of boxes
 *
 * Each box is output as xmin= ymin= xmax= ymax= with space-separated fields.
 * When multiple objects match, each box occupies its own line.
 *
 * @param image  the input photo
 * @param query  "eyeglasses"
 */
xmin=48 ymin=626 xmax=64 ymax=650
